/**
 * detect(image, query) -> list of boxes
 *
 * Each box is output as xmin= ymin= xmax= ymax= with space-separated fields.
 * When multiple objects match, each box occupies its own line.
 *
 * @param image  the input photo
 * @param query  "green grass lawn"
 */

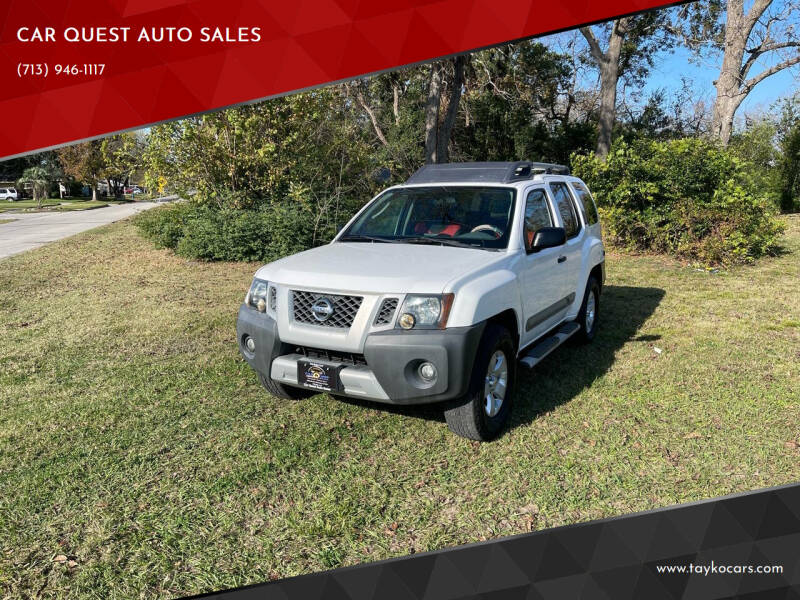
xmin=0 ymin=199 xmax=62 ymax=212
xmin=0 ymin=199 xmax=121 ymax=213
xmin=1 ymin=217 xmax=798 ymax=598
xmin=0 ymin=198 xmax=109 ymax=213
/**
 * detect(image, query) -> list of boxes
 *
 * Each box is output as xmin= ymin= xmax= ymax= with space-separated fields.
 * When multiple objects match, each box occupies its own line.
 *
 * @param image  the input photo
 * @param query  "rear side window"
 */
xmin=523 ymin=188 xmax=553 ymax=250
xmin=570 ymin=181 xmax=599 ymax=225
xmin=549 ymin=182 xmax=580 ymax=239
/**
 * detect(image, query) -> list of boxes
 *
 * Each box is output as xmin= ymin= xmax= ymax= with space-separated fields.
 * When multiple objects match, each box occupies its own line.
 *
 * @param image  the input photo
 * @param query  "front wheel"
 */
xmin=257 ymin=372 xmax=314 ymax=400
xmin=575 ymin=276 xmax=600 ymax=344
xmin=444 ymin=323 xmax=516 ymax=441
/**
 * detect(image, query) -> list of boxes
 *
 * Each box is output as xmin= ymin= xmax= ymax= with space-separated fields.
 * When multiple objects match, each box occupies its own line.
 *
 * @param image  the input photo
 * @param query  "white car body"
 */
xmin=0 ymin=187 xmax=19 ymax=201
xmin=237 ymin=162 xmax=605 ymax=439
xmin=254 ymin=174 xmax=604 ymax=353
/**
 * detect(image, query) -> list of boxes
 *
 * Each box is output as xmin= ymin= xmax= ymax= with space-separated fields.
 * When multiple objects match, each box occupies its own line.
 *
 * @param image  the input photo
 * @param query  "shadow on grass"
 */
xmin=511 ymin=285 xmax=664 ymax=431
xmin=336 ymin=285 xmax=665 ymax=433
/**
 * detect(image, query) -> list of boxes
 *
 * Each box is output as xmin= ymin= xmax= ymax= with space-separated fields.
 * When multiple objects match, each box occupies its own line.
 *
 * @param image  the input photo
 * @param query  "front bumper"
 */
xmin=236 ymin=304 xmax=485 ymax=405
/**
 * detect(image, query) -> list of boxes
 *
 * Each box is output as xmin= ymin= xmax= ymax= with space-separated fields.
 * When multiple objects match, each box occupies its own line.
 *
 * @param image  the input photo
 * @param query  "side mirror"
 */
xmin=530 ymin=227 xmax=566 ymax=252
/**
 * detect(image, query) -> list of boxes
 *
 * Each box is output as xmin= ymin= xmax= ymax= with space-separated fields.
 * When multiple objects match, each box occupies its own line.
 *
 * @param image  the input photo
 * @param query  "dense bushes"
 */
xmin=572 ymin=138 xmax=785 ymax=266
xmin=134 ymin=202 xmax=315 ymax=263
xmin=138 ymin=138 xmax=787 ymax=267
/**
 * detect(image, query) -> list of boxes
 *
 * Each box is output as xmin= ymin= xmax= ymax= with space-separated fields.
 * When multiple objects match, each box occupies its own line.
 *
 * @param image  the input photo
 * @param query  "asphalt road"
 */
xmin=0 ymin=202 xmax=159 ymax=259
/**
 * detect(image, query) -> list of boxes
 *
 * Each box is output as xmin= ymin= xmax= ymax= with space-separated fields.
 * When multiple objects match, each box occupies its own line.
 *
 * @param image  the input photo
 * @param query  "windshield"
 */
xmin=340 ymin=186 xmax=516 ymax=250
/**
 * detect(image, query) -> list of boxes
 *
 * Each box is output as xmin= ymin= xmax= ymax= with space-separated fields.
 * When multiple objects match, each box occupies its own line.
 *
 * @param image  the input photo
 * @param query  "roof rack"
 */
xmin=405 ymin=161 xmax=570 ymax=185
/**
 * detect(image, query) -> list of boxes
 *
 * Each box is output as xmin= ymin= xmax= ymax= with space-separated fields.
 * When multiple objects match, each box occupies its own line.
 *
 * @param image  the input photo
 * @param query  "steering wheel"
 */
xmin=470 ymin=224 xmax=503 ymax=239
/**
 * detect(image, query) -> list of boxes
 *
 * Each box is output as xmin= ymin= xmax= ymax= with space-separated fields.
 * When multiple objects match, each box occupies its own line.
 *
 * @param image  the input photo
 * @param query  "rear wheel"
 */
xmin=444 ymin=323 xmax=516 ymax=441
xmin=575 ymin=276 xmax=600 ymax=344
xmin=257 ymin=372 xmax=314 ymax=400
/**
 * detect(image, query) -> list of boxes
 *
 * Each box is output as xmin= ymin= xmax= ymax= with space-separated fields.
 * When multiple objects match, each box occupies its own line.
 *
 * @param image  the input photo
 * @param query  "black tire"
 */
xmin=444 ymin=323 xmax=516 ymax=441
xmin=575 ymin=276 xmax=600 ymax=344
xmin=257 ymin=372 xmax=314 ymax=400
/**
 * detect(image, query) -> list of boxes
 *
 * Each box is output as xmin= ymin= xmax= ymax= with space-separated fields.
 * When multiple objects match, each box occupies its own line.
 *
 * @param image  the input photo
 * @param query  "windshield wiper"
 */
xmin=338 ymin=234 xmax=399 ymax=243
xmin=402 ymin=236 xmax=479 ymax=249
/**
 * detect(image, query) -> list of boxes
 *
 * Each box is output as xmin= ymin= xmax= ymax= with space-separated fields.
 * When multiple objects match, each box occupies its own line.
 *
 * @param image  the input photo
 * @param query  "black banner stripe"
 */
xmin=185 ymin=482 xmax=800 ymax=599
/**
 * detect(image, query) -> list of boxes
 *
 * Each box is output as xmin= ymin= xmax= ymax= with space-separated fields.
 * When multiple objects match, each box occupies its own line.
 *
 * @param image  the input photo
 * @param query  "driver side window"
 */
xmin=524 ymin=188 xmax=553 ymax=251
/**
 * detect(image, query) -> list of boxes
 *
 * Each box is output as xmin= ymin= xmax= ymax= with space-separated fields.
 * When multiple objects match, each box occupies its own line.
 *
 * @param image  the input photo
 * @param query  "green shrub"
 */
xmin=134 ymin=202 xmax=316 ymax=262
xmin=133 ymin=202 xmax=194 ymax=249
xmin=572 ymin=138 xmax=785 ymax=266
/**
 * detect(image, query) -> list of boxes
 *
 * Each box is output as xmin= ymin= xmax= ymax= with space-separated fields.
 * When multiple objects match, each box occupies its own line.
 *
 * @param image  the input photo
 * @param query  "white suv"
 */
xmin=0 ymin=187 xmax=18 ymax=201
xmin=237 ymin=162 xmax=605 ymax=440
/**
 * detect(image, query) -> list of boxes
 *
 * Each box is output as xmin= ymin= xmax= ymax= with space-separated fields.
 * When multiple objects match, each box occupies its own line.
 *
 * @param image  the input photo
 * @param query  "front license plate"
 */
xmin=298 ymin=360 xmax=342 ymax=392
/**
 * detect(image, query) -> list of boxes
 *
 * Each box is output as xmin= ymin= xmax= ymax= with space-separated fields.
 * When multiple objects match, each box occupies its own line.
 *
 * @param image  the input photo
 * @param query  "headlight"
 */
xmin=245 ymin=278 xmax=269 ymax=312
xmin=396 ymin=294 xmax=454 ymax=330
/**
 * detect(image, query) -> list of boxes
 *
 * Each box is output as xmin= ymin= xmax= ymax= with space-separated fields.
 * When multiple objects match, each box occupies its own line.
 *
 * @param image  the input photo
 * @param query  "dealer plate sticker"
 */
xmin=298 ymin=360 xmax=341 ymax=392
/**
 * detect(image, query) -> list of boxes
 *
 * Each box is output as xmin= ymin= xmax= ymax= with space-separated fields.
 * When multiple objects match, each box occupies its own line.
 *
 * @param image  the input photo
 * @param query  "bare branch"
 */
xmin=744 ymin=54 xmax=800 ymax=92
xmin=580 ymin=26 xmax=605 ymax=63
xmin=745 ymin=0 xmax=775 ymax=39
xmin=741 ymin=41 xmax=800 ymax=79
xmin=353 ymin=81 xmax=388 ymax=147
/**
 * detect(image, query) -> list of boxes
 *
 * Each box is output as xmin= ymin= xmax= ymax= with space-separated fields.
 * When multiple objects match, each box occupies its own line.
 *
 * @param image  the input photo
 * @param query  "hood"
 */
xmin=256 ymin=242 xmax=506 ymax=294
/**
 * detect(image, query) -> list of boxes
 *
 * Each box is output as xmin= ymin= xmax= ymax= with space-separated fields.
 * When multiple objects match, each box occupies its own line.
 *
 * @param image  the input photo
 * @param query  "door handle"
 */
xmin=557 ymin=255 xmax=567 ymax=263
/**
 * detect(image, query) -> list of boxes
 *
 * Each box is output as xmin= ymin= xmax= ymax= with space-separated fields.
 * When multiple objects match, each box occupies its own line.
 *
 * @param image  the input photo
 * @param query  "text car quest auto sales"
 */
xmin=16 ymin=26 xmax=262 ymax=44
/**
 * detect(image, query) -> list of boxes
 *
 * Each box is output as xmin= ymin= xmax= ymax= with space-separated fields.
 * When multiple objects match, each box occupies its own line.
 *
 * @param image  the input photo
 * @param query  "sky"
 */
xmin=542 ymin=1 xmax=800 ymax=124
xmin=643 ymin=45 xmax=800 ymax=115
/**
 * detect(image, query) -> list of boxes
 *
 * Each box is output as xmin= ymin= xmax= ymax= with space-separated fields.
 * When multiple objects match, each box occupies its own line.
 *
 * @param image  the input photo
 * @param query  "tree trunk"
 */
xmin=581 ymin=19 xmax=630 ymax=160
xmin=596 ymin=21 xmax=627 ymax=159
xmin=711 ymin=0 xmax=748 ymax=145
xmin=424 ymin=64 xmax=443 ymax=164
xmin=437 ymin=55 xmax=466 ymax=163
xmin=392 ymin=82 xmax=400 ymax=126
xmin=596 ymin=60 xmax=620 ymax=159
xmin=710 ymin=0 xmax=800 ymax=146
xmin=91 ymin=186 xmax=97 ymax=201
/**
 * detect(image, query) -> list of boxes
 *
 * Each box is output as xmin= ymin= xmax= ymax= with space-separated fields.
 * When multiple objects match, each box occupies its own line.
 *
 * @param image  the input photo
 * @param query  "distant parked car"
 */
xmin=0 ymin=187 xmax=19 ymax=201
xmin=124 ymin=186 xmax=143 ymax=195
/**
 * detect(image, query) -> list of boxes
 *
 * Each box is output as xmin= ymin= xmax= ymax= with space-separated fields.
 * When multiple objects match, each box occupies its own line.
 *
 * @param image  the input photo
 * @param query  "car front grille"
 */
xmin=295 ymin=346 xmax=368 ymax=367
xmin=374 ymin=298 xmax=399 ymax=325
xmin=291 ymin=290 xmax=363 ymax=328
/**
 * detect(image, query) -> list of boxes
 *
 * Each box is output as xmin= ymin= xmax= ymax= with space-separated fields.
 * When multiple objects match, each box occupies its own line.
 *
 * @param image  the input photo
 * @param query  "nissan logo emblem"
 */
xmin=311 ymin=297 xmax=335 ymax=322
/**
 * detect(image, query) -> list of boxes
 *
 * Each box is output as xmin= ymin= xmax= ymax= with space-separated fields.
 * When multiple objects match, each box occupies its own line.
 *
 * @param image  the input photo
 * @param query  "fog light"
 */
xmin=244 ymin=336 xmax=256 ymax=353
xmin=257 ymin=298 xmax=267 ymax=313
xmin=418 ymin=361 xmax=437 ymax=382
xmin=399 ymin=313 xmax=416 ymax=329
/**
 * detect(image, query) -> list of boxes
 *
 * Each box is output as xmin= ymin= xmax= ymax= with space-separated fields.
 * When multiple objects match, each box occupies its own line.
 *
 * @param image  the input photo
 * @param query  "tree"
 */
xmin=423 ymin=55 xmax=467 ymax=163
xmin=580 ymin=12 xmax=675 ymax=158
xmin=679 ymin=0 xmax=800 ymax=145
xmin=777 ymin=111 xmax=800 ymax=211
xmin=101 ymin=133 xmax=144 ymax=198
xmin=57 ymin=141 xmax=105 ymax=200
xmin=0 ymin=152 xmax=58 ymax=184
xmin=143 ymin=89 xmax=377 ymax=239
xmin=454 ymin=40 xmax=595 ymax=164
xmin=17 ymin=166 xmax=52 ymax=207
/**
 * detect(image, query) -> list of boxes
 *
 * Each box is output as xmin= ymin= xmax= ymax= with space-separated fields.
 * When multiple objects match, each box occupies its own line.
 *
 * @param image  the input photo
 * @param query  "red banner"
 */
xmin=0 ymin=0 xmax=678 ymax=159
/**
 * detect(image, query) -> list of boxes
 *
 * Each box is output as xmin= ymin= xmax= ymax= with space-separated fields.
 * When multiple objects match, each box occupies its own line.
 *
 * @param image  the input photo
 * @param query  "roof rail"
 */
xmin=405 ymin=161 xmax=570 ymax=185
xmin=507 ymin=162 xmax=571 ymax=180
